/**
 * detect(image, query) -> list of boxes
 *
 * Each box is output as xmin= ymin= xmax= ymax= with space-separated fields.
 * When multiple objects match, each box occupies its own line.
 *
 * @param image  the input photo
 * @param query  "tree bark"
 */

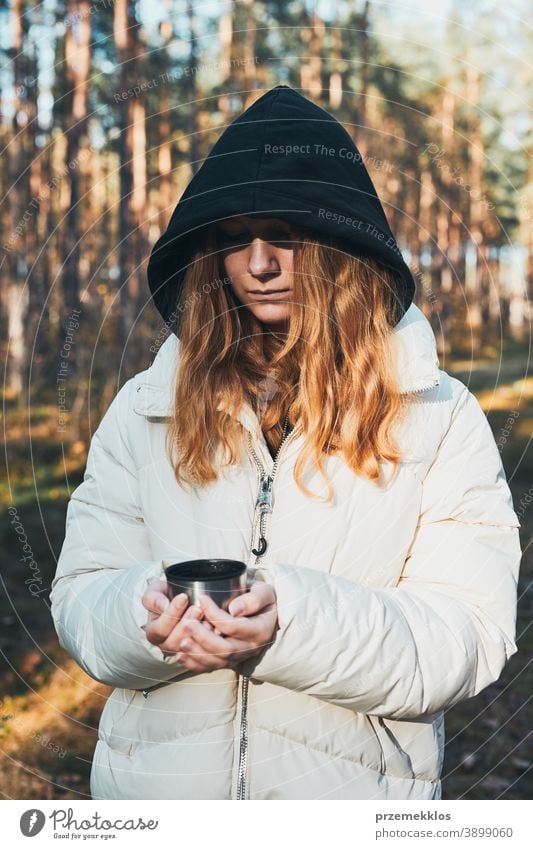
xmin=61 ymin=0 xmax=91 ymax=377
xmin=114 ymin=0 xmax=147 ymax=360
xmin=6 ymin=0 xmax=29 ymax=403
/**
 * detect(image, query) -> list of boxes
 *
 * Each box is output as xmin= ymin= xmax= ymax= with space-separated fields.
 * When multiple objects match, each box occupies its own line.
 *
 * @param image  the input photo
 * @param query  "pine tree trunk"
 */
xmin=61 ymin=0 xmax=91 ymax=378
xmin=465 ymin=60 xmax=484 ymax=346
xmin=186 ymin=0 xmax=200 ymax=174
xmin=300 ymin=10 xmax=324 ymax=102
xmin=218 ymin=5 xmax=233 ymax=124
xmin=6 ymin=0 xmax=29 ymax=403
xmin=114 ymin=0 xmax=146 ymax=360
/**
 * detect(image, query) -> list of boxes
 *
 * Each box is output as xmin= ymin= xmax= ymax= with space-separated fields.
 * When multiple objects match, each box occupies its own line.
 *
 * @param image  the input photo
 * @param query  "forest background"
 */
xmin=0 ymin=0 xmax=531 ymax=799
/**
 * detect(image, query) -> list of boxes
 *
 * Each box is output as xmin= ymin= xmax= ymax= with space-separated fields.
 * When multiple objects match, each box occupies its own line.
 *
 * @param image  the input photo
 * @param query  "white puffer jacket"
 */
xmin=50 ymin=303 xmax=522 ymax=800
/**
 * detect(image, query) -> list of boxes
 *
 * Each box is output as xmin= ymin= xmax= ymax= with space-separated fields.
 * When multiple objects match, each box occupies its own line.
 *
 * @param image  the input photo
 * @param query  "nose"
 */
xmin=247 ymin=237 xmax=280 ymax=277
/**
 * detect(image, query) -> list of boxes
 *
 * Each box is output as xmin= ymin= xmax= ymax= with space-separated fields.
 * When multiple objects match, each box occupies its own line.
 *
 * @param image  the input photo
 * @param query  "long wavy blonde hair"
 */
xmin=165 ymin=223 xmax=410 ymax=502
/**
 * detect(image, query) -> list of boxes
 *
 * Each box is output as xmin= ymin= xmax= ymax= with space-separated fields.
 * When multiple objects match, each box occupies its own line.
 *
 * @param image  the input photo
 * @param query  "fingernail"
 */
xmin=175 ymin=593 xmax=188 ymax=604
xmin=229 ymin=601 xmax=243 ymax=616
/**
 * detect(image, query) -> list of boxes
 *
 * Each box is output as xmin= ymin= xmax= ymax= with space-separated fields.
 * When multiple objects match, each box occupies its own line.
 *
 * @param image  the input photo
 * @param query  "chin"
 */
xmin=250 ymin=307 xmax=291 ymax=326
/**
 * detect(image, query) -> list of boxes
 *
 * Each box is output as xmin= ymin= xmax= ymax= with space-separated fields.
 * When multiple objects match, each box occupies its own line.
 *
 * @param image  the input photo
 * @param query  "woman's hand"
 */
xmin=141 ymin=579 xmax=215 ymax=656
xmin=174 ymin=582 xmax=279 ymax=672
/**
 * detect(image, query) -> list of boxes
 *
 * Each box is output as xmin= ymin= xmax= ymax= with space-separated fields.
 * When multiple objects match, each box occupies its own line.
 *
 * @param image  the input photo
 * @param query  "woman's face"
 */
xmin=217 ymin=215 xmax=296 ymax=328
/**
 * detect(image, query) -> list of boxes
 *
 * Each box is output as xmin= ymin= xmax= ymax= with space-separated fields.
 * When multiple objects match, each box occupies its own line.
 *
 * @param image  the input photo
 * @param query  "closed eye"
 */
xmin=220 ymin=232 xmax=248 ymax=242
xmin=219 ymin=229 xmax=294 ymax=244
xmin=270 ymin=229 xmax=294 ymax=243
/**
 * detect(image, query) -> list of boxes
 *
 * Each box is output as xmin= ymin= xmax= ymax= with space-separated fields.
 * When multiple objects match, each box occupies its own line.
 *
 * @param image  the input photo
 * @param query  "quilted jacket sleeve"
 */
xmin=49 ymin=378 xmax=189 ymax=690
xmin=239 ymin=383 xmax=522 ymax=720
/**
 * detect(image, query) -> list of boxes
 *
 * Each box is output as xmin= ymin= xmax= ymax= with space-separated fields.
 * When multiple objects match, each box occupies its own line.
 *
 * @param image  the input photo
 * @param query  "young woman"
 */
xmin=50 ymin=86 xmax=522 ymax=800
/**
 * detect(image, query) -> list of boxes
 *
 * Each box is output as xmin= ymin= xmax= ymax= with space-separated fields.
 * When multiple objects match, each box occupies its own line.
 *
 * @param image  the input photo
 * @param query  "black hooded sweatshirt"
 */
xmin=147 ymin=85 xmax=415 ymax=329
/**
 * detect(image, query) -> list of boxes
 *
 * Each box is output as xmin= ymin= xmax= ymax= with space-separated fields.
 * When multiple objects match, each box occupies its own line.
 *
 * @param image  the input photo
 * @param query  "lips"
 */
xmin=247 ymin=290 xmax=292 ymax=301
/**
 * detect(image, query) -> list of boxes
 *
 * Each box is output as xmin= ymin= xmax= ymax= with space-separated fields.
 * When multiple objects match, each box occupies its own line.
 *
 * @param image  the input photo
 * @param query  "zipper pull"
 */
xmin=251 ymin=536 xmax=267 ymax=556
xmin=252 ymin=475 xmax=273 ymax=556
xmin=255 ymin=474 xmax=274 ymax=512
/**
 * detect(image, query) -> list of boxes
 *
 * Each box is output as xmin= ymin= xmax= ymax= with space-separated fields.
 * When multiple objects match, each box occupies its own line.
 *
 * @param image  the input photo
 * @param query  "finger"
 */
xmin=144 ymin=593 xmax=189 ymax=643
xmin=181 ymin=605 xmax=213 ymax=629
xmin=182 ymin=604 xmax=203 ymax=620
xmin=146 ymin=579 xmax=168 ymax=594
xmin=175 ymin=647 xmax=226 ymax=672
xmin=174 ymin=620 xmax=229 ymax=669
xmin=178 ymin=617 xmax=262 ymax=664
xmin=197 ymin=594 xmax=252 ymax=637
xmin=158 ymin=606 xmax=207 ymax=653
xmin=179 ymin=616 xmax=247 ymax=658
xmin=176 ymin=637 xmax=235 ymax=670
xmin=228 ymin=582 xmax=276 ymax=617
xmin=177 ymin=629 xmax=253 ymax=671
xmin=198 ymin=592 xmax=274 ymax=639
xmin=142 ymin=584 xmax=171 ymax=616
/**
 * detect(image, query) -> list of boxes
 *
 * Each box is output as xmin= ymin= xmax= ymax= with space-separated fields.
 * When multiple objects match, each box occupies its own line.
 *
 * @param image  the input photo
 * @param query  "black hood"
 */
xmin=147 ymin=85 xmax=415 ymax=330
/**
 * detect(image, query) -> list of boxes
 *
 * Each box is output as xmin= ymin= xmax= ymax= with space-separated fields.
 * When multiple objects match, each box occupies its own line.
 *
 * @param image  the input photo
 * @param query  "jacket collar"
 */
xmin=133 ymin=303 xmax=440 ymax=433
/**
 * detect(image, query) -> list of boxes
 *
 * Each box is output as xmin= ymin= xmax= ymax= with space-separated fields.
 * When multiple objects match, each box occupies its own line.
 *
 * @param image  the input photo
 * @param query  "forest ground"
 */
xmin=1 ymin=336 xmax=531 ymax=800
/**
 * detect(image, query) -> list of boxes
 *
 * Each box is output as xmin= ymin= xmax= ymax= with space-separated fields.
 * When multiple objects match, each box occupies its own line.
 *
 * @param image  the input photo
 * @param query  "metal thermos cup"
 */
xmin=164 ymin=558 xmax=248 ymax=611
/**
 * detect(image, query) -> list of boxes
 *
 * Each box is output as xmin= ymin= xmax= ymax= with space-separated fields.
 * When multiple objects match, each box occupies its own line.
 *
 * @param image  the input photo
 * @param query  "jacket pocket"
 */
xmin=366 ymin=715 xmax=416 ymax=781
xmin=100 ymin=688 xmax=138 ymax=756
xmin=370 ymin=713 xmax=444 ymax=783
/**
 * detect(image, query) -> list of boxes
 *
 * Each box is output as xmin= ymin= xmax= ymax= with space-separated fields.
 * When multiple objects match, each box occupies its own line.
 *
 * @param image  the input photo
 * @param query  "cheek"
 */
xmin=276 ymin=248 xmax=294 ymax=279
xmin=222 ymin=253 xmax=246 ymax=293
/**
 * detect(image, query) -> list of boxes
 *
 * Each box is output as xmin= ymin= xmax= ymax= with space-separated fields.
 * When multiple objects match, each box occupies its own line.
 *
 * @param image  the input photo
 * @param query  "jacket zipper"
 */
xmin=141 ymin=380 xmax=436 ymax=700
xmin=140 ymin=419 xmax=301 ymax=703
xmin=233 ymin=380 xmax=437 ymax=798
xmin=235 ymin=414 xmax=301 ymax=800
xmin=402 ymin=377 xmax=440 ymax=395
xmin=142 ymin=382 xmax=438 ymax=738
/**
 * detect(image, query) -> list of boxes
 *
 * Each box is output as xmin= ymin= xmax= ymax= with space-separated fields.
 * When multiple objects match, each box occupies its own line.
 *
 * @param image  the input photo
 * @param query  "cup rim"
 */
xmin=165 ymin=558 xmax=246 ymax=582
